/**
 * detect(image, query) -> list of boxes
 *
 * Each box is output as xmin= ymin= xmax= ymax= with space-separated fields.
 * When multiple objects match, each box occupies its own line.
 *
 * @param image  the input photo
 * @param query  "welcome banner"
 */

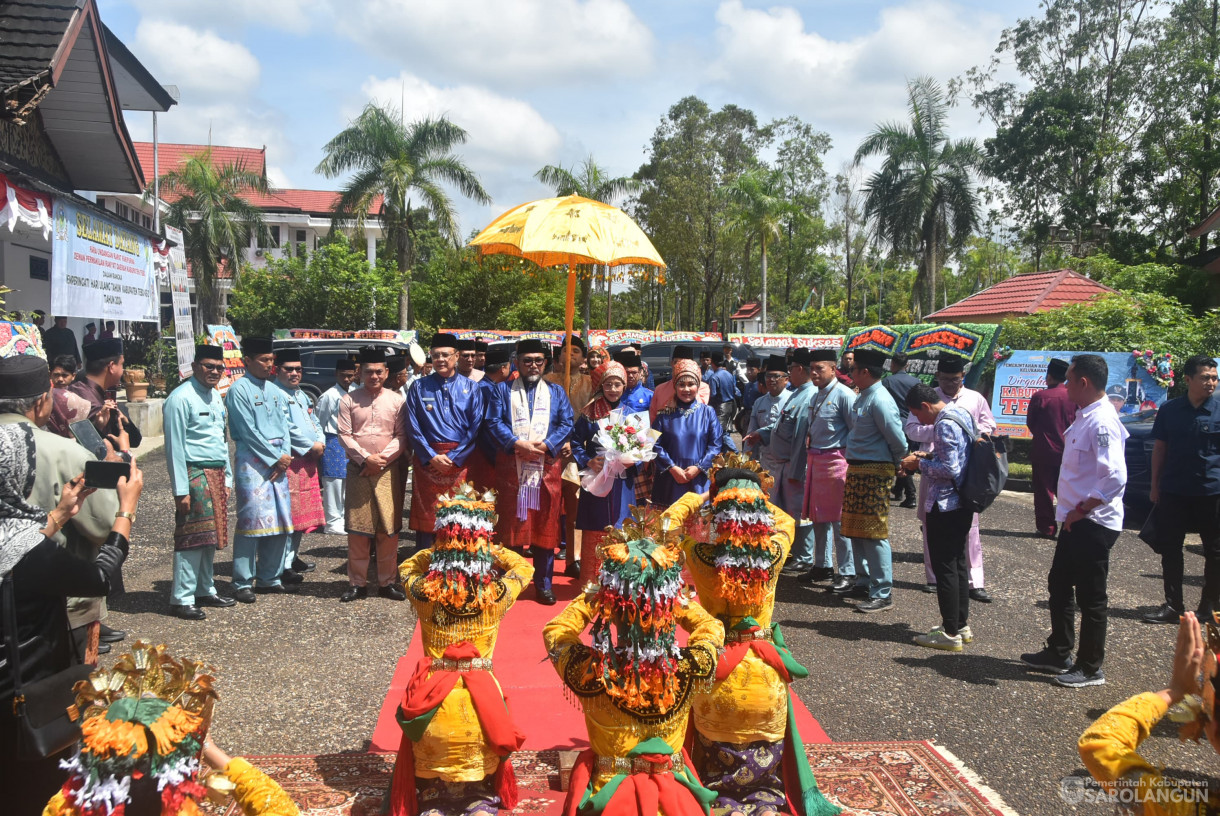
xmin=50 ymin=199 xmax=159 ymax=323
xmin=844 ymin=323 xmax=1002 ymax=389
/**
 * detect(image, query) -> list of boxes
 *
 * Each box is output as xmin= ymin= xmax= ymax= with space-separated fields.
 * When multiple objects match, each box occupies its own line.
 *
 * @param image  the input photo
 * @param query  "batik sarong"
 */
xmin=494 ymin=453 xmax=563 ymax=550
xmin=465 ymin=448 xmax=496 ymax=493
xmin=415 ymin=777 xmax=500 ymax=816
xmin=695 ymin=732 xmax=787 ymax=816
xmin=802 ymin=449 xmax=848 ymax=524
xmin=288 ymin=455 xmax=325 ymax=533
xmin=320 ymin=432 xmax=348 ymax=480
xmin=234 ymin=439 xmax=293 ymax=537
xmin=174 ymin=462 xmax=229 ymax=551
xmin=347 ymin=461 xmax=403 ymax=536
xmin=409 ymin=442 xmax=468 ymax=532
xmin=840 ymin=461 xmax=894 ymax=540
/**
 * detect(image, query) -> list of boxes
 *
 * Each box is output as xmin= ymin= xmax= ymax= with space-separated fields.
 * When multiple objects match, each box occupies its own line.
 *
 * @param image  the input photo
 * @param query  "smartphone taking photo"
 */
xmin=84 ymin=460 xmax=130 ymax=489
xmin=70 ymin=419 xmax=107 ymax=460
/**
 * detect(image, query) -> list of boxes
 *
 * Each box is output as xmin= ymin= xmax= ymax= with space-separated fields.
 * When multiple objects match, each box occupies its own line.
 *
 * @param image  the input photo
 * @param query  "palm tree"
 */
xmin=317 ymin=104 xmax=490 ymax=328
xmin=724 ymin=168 xmax=800 ymax=330
xmin=854 ymin=76 xmax=982 ymax=317
xmin=156 ymin=148 xmax=270 ymax=328
xmin=535 ymin=156 xmax=641 ymax=333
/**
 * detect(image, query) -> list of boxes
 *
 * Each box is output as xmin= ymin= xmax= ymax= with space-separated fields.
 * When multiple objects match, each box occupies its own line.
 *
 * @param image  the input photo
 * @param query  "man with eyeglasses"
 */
xmin=1143 ymin=355 xmax=1220 ymax=625
xmin=406 ymin=333 xmax=486 ymax=551
xmin=486 ymin=339 xmax=575 ymax=604
xmin=456 ymin=337 xmax=484 ymax=382
xmin=275 ymin=347 xmax=326 ymax=585
xmin=162 ymin=345 xmax=236 ymax=619
xmin=745 ymin=356 xmax=789 ymax=474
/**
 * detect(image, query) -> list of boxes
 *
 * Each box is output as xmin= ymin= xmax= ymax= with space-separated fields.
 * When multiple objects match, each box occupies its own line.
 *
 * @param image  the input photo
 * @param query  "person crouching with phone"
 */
xmin=0 ymin=355 xmax=123 ymax=658
xmin=0 ymin=422 xmax=143 ymax=815
xmin=161 ymin=345 xmax=236 ymax=620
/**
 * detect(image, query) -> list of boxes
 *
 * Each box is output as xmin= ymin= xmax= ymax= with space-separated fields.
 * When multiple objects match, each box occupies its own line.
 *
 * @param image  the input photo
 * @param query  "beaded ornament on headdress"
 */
xmin=705 ymin=453 xmax=778 ymax=607
xmin=421 ymin=481 xmax=500 ymax=610
xmin=48 ymin=642 xmax=218 ymax=816
xmin=589 ymin=506 xmax=688 ymax=711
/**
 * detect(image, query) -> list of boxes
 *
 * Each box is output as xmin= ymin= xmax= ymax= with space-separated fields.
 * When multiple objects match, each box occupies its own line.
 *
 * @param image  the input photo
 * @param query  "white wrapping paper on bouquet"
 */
xmin=579 ymin=411 xmax=659 ymax=497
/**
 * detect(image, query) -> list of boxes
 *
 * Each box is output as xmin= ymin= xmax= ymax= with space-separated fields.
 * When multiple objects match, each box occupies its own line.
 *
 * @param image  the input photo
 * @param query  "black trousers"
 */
xmin=893 ymin=441 xmax=917 ymax=501
xmin=1046 ymin=518 xmax=1120 ymax=674
xmin=1154 ymin=493 xmax=1220 ymax=616
xmin=925 ymin=506 xmax=974 ymax=635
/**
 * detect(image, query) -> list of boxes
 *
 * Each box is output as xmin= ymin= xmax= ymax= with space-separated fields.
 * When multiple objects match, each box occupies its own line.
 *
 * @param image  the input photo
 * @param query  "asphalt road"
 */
xmin=105 ymin=448 xmax=1219 ymax=816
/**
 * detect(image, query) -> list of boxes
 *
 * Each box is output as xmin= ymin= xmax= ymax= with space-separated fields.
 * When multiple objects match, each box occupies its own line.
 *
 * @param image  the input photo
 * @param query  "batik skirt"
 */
xmin=174 ymin=463 xmax=228 ymax=551
xmin=234 ymin=440 xmax=293 ymax=537
xmin=841 ymin=461 xmax=895 ymax=540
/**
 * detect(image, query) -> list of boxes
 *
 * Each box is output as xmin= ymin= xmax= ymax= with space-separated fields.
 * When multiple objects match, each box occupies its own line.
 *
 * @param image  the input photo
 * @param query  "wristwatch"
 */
xmin=115 ymin=511 xmax=136 ymax=523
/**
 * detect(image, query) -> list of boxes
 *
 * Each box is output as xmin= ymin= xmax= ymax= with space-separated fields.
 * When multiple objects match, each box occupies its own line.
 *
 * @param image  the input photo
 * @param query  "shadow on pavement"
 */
xmin=785 ymin=617 xmax=918 ymax=646
xmin=892 ymin=654 xmax=1059 ymax=687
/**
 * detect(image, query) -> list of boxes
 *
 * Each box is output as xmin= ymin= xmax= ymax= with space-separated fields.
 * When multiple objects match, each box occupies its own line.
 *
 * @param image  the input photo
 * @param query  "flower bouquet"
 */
xmin=580 ymin=412 xmax=660 ymax=497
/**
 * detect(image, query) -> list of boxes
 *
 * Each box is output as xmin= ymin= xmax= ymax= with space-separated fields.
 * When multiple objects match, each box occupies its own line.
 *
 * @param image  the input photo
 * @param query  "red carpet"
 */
xmin=371 ymin=565 xmax=830 ymax=753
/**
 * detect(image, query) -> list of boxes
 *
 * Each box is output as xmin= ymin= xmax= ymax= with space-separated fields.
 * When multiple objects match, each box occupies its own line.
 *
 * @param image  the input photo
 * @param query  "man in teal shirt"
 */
xmin=744 ymin=348 xmax=817 ymax=574
xmin=162 ymin=345 xmax=235 ymax=619
xmin=837 ymin=348 xmax=908 ymax=613
xmin=226 ymin=336 xmax=294 ymax=603
xmin=275 ymin=347 xmax=325 ymax=585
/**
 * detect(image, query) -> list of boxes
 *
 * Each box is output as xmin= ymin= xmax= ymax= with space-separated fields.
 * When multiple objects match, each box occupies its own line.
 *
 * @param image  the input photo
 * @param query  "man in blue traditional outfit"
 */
xmin=275 ymin=347 xmax=325 ymax=585
xmin=162 ymin=344 xmax=236 ymax=620
xmin=486 ymin=338 xmax=575 ymax=605
xmin=746 ymin=356 xmax=790 ymax=470
xmin=405 ymin=332 xmax=486 ymax=550
xmin=745 ymin=348 xmax=817 ymax=576
xmin=225 ymin=335 xmax=294 ymax=603
xmin=315 ymin=356 xmax=358 ymax=535
xmin=801 ymin=349 xmax=857 ymax=590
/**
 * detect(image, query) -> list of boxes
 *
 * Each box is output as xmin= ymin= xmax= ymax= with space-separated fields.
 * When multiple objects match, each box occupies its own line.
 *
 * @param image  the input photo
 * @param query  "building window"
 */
xmin=269 ymin=225 xmax=281 ymax=248
xmin=143 ymin=214 xmax=152 ymax=229
xmin=29 ymin=256 xmax=49 ymax=281
xmin=295 ymin=229 xmax=306 ymax=244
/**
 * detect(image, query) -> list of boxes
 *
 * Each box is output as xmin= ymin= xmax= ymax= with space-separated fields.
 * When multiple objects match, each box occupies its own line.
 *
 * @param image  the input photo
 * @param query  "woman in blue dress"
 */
xmin=651 ymin=359 xmax=724 ymax=507
xmin=572 ymin=360 xmax=638 ymax=583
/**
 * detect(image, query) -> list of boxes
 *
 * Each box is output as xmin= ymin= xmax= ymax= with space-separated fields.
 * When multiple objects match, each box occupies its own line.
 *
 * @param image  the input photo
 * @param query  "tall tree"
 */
xmin=724 ymin=168 xmax=799 ymax=329
xmin=317 ymin=104 xmax=490 ymax=329
xmin=534 ymin=156 xmax=641 ymax=333
xmin=855 ymin=76 xmax=983 ymax=316
xmin=156 ymin=148 xmax=269 ymax=328
xmin=771 ymin=116 xmax=832 ymax=314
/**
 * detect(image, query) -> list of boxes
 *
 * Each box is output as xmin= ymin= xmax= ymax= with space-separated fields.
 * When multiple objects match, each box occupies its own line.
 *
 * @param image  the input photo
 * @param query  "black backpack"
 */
xmin=937 ymin=412 xmax=1009 ymax=513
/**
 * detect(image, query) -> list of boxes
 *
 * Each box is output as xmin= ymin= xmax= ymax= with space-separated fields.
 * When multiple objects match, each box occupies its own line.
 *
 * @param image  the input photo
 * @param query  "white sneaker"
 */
xmin=958 ymin=625 xmax=973 ymax=644
xmin=915 ymin=627 xmax=963 ymax=652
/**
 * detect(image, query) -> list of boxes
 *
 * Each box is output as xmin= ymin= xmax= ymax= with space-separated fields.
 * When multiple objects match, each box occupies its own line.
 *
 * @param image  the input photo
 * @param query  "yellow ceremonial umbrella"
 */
xmin=467 ymin=194 xmax=666 ymax=388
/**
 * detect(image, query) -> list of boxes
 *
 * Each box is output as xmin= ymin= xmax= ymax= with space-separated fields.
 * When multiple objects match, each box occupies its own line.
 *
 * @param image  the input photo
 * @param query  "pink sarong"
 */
xmin=287 ymin=455 xmax=325 ymax=533
xmin=802 ymin=448 xmax=848 ymax=523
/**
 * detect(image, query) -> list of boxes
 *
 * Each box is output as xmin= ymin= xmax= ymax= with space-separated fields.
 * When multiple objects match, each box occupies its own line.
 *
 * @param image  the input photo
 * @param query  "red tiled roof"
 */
xmin=731 ymin=300 xmax=761 ymax=320
xmin=927 ymin=270 xmax=1117 ymax=321
xmin=133 ymin=141 xmax=380 ymax=216
xmin=134 ymin=142 xmax=266 ymax=178
xmin=1189 ymin=203 xmax=1220 ymax=237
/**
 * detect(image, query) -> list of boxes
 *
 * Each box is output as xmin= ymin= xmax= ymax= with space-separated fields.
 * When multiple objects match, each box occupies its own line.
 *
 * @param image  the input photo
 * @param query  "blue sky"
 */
xmin=97 ymin=0 xmax=1044 ymax=233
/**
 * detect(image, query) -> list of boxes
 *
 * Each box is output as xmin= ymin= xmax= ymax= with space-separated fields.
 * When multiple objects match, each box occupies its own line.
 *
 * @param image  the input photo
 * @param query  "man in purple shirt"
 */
xmin=1026 ymin=358 xmax=1076 ymax=539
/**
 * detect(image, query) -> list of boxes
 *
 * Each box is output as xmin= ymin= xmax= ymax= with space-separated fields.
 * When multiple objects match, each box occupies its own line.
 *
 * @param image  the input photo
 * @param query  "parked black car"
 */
xmin=639 ymin=340 xmax=755 ymax=384
xmin=1121 ymin=408 xmax=1158 ymax=512
xmin=270 ymin=337 xmax=414 ymax=400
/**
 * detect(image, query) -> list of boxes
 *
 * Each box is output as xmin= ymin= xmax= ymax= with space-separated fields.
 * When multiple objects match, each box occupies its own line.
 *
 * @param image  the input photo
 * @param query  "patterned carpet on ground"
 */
xmin=215 ymin=743 xmax=1017 ymax=816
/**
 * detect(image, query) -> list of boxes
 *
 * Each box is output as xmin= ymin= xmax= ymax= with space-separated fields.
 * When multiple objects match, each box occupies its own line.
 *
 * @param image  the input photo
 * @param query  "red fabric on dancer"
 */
xmin=562 ymin=748 xmax=709 ymax=816
xmin=390 ymin=642 xmax=524 ymax=816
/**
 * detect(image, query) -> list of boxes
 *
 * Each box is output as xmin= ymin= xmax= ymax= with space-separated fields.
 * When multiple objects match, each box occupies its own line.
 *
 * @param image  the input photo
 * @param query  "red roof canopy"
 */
xmin=133 ymin=141 xmax=381 ymax=216
xmin=731 ymin=300 xmax=761 ymax=320
xmin=927 ymin=269 xmax=1117 ymax=322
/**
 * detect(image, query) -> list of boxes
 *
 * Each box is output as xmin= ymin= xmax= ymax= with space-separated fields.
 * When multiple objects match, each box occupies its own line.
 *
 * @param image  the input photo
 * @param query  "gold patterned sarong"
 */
xmin=840 ymin=461 xmax=895 ymax=540
xmin=346 ymin=461 xmax=403 ymax=536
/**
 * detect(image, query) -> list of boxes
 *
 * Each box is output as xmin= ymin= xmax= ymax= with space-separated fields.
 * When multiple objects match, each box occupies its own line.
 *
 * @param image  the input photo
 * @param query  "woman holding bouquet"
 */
xmin=652 ymin=360 xmax=724 ymax=507
xmin=572 ymin=361 xmax=640 ymax=583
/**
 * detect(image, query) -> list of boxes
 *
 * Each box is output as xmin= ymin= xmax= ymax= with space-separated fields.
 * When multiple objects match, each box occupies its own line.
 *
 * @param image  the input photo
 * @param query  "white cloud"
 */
xmin=709 ymin=0 xmax=1007 ymax=135
xmin=361 ymin=73 xmax=563 ymax=169
xmin=133 ymin=20 xmax=261 ymax=100
xmin=337 ymin=0 xmax=655 ymax=87
xmin=127 ymin=0 xmax=318 ymax=35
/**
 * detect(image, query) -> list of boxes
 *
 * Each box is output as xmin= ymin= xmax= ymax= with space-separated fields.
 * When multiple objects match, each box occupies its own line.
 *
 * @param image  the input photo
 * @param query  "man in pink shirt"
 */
xmin=338 ymin=346 xmax=408 ymax=603
xmin=903 ymin=356 xmax=997 ymax=603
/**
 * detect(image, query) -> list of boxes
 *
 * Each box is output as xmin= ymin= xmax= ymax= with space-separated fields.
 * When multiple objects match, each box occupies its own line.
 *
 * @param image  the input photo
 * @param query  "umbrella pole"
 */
xmin=565 ymin=266 xmax=576 ymax=393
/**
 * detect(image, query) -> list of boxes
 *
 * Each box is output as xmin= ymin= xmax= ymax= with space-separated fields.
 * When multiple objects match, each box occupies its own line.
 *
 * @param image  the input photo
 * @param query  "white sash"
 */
xmin=511 ymin=378 xmax=552 ymax=520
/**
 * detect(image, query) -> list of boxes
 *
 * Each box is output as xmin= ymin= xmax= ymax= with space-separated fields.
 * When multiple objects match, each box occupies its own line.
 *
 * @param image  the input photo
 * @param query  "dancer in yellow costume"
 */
xmin=43 ymin=641 xmax=297 ymax=816
xmin=661 ymin=453 xmax=840 ymax=816
xmin=543 ymin=508 xmax=723 ymax=816
xmin=390 ymin=483 xmax=534 ymax=816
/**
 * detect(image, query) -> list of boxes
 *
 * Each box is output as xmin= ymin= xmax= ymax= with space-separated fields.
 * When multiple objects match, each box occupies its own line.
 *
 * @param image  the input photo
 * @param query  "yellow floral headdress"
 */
xmin=421 ymin=482 xmax=500 ymax=609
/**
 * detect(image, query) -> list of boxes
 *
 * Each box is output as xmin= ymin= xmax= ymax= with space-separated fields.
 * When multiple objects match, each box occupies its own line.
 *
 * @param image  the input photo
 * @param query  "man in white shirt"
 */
xmin=904 ymin=356 xmax=997 ymax=603
xmin=1021 ymin=354 xmax=1128 ymax=688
